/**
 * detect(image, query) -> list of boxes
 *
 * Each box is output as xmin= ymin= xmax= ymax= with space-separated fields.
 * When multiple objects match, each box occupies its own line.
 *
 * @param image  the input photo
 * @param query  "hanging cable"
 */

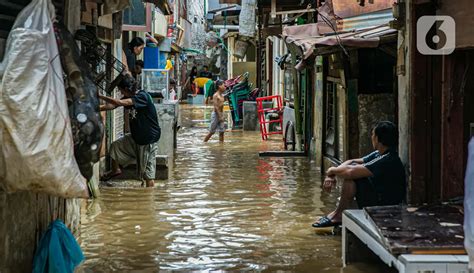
xmin=318 ymin=12 xmax=349 ymax=57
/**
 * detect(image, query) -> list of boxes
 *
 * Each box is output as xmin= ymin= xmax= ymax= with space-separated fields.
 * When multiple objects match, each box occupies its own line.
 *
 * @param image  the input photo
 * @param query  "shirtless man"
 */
xmin=204 ymin=80 xmax=226 ymax=142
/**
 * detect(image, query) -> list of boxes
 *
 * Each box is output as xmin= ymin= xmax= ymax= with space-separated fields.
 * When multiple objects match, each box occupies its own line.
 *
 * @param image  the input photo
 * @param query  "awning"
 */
xmin=283 ymin=24 xmax=397 ymax=60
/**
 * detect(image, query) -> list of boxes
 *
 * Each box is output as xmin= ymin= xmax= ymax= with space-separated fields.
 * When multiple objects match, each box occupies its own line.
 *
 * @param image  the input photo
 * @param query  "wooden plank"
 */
xmin=409 ymin=2 xmax=442 ymax=204
xmin=441 ymin=51 xmax=473 ymax=199
xmin=411 ymin=249 xmax=467 ymax=255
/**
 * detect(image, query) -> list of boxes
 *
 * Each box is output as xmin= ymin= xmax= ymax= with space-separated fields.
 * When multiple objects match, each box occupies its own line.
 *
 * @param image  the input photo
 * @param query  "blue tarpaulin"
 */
xmin=32 ymin=220 xmax=84 ymax=273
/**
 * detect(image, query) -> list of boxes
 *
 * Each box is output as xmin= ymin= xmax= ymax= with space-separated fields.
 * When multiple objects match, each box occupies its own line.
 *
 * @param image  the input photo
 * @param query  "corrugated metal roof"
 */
xmin=337 ymin=8 xmax=394 ymax=31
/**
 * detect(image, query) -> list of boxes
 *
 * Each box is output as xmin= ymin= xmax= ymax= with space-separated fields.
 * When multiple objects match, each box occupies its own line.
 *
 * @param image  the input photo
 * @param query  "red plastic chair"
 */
xmin=256 ymin=95 xmax=283 ymax=140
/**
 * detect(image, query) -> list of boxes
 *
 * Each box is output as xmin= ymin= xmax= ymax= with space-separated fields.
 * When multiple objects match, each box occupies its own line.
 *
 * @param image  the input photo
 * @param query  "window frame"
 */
xmin=122 ymin=2 xmax=152 ymax=32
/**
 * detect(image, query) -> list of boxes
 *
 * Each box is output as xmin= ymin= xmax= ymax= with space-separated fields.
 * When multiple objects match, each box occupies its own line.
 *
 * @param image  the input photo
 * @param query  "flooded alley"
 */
xmin=80 ymin=106 xmax=389 ymax=272
xmin=1 ymin=0 xmax=473 ymax=272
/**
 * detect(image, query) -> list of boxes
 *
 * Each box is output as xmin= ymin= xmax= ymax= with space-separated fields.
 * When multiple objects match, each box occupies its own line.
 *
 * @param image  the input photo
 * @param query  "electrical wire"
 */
xmin=318 ymin=12 xmax=349 ymax=57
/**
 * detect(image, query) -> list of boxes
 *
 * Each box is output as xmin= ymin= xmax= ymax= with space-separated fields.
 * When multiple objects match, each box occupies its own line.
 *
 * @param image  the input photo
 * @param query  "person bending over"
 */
xmin=99 ymin=75 xmax=161 ymax=187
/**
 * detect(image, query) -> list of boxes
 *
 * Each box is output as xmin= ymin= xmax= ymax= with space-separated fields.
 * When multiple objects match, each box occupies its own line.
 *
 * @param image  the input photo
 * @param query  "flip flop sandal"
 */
xmin=100 ymin=172 xmax=121 ymax=182
xmin=312 ymin=216 xmax=342 ymax=228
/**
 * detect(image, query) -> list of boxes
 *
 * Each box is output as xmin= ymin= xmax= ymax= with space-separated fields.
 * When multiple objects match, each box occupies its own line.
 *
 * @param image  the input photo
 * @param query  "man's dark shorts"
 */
xmin=354 ymin=178 xmax=380 ymax=208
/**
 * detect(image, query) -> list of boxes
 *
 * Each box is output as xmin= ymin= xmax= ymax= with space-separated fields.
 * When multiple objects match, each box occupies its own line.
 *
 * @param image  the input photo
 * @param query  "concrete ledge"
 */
xmin=259 ymin=151 xmax=307 ymax=157
xmin=342 ymin=210 xmax=469 ymax=273
xmin=187 ymin=94 xmax=205 ymax=104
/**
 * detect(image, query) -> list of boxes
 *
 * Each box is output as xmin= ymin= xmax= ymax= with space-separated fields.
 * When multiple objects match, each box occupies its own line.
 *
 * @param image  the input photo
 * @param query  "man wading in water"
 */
xmin=204 ymin=80 xmax=226 ymax=143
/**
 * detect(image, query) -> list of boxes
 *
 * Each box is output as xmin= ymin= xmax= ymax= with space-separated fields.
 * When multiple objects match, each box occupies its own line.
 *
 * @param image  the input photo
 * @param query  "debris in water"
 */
xmin=439 ymin=222 xmax=461 ymax=227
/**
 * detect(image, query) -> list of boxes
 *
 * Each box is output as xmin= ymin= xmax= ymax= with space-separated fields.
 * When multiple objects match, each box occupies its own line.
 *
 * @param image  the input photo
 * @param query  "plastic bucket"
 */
xmin=233 ymin=39 xmax=249 ymax=59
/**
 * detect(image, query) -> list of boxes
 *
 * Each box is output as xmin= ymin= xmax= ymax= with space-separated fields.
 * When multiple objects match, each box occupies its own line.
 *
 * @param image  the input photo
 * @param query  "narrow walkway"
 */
xmin=80 ymin=105 xmax=384 ymax=272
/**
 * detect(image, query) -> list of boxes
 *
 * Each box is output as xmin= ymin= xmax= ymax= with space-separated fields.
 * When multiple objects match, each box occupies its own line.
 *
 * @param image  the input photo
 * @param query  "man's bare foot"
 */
xmin=145 ymin=180 xmax=155 ymax=187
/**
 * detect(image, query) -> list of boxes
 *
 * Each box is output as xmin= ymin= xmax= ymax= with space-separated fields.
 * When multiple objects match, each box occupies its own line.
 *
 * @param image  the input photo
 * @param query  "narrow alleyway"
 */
xmin=80 ymin=105 xmax=390 ymax=272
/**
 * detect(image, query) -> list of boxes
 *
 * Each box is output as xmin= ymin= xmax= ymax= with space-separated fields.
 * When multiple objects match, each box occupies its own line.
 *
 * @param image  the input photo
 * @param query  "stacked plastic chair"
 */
xmin=224 ymin=73 xmax=251 ymax=127
xmin=229 ymin=80 xmax=251 ymax=125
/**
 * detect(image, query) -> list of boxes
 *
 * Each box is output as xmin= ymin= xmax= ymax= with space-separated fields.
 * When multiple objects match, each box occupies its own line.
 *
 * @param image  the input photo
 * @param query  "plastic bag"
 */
xmin=0 ymin=0 xmax=88 ymax=198
xmin=465 ymin=138 xmax=474 ymax=271
xmin=32 ymin=220 xmax=85 ymax=273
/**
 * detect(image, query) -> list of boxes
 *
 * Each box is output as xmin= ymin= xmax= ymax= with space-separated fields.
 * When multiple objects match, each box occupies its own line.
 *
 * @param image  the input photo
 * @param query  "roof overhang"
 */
xmin=283 ymin=24 xmax=397 ymax=69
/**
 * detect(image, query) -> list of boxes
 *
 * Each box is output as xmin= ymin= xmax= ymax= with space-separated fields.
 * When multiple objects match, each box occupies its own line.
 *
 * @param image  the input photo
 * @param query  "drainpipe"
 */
xmin=290 ymin=52 xmax=303 ymax=151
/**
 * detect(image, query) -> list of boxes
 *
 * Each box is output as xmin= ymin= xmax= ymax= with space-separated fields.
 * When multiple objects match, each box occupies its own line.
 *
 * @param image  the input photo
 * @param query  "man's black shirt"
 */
xmin=127 ymin=90 xmax=161 ymax=145
xmin=362 ymin=150 xmax=406 ymax=205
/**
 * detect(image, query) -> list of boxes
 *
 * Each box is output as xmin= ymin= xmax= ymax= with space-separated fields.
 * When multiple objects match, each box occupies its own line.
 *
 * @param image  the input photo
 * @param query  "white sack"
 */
xmin=0 ymin=0 xmax=88 ymax=198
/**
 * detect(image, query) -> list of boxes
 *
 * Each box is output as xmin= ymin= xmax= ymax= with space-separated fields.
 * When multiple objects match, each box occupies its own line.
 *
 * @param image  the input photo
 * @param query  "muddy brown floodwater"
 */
xmin=80 ymin=105 xmax=391 ymax=272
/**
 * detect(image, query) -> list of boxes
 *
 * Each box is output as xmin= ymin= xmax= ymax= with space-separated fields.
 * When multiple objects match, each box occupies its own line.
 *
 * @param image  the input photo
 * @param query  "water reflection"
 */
xmin=80 ymin=105 xmax=389 ymax=272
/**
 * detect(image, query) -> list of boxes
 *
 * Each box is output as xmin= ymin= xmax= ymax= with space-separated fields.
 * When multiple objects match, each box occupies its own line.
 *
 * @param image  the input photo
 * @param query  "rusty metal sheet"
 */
xmin=338 ymin=8 xmax=393 ymax=31
xmin=283 ymin=25 xmax=396 ymax=60
xmin=365 ymin=205 xmax=465 ymax=255
xmin=332 ymin=0 xmax=393 ymax=19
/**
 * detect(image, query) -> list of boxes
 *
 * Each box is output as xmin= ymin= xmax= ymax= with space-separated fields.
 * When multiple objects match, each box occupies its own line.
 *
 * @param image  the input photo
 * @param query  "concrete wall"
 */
xmin=0 ymin=191 xmax=81 ymax=273
xmin=187 ymin=0 xmax=208 ymax=53
xmin=155 ymin=102 xmax=179 ymax=158
xmin=242 ymin=101 xmax=273 ymax=131
xmin=358 ymin=93 xmax=395 ymax=156
xmin=232 ymin=62 xmax=256 ymax=88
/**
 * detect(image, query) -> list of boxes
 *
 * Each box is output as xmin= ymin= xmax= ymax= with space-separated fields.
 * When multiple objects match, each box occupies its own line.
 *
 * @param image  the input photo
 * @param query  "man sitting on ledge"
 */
xmin=313 ymin=121 xmax=406 ymax=228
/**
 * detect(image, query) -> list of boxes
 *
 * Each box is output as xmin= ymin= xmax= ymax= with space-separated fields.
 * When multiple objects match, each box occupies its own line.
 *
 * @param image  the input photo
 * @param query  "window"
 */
xmin=123 ymin=0 xmax=146 ymax=26
xmin=284 ymin=69 xmax=295 ymax=102
xmin=324 ymin=81 xmax=337 ymax=158
xmin=122 ymin=0 xmax=152 ymax=32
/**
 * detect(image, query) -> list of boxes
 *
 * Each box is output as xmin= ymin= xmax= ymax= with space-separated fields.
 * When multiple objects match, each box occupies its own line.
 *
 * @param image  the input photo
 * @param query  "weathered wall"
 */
xmin=187 ymin=0 xmax=208 ymax=53
xmin=312 ymin=57 xmax=324 ymax=167
xmin=155 ymin=102 xmax=179 ymax=158
xmin=358 ymin=93 xmax=395 ymax=156
xmin=0 ymin=191 xmax=81 ymax=273
xmin=438 ymin=0 xmax=474 ymax=49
